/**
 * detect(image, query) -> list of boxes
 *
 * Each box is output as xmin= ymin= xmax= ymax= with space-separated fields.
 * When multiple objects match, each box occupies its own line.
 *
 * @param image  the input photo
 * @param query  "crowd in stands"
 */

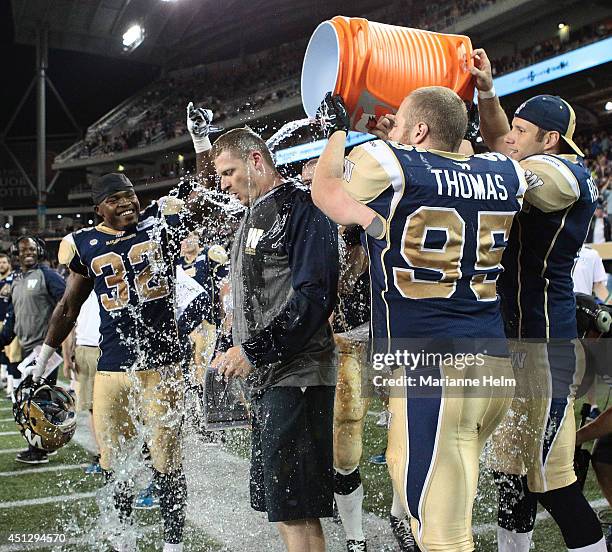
xmin=491 ymin=19 xmax=611 ymax=76
xmin=56 ymin=0 xmax=610 ymax=164
xmin=76 ymin=42 xmax=303 ymax=160
xmin=577 ymin=130 xmax=612 ymax=207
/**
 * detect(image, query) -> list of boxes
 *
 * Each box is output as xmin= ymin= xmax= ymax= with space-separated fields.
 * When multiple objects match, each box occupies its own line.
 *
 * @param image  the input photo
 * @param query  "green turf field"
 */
xmin=0 ymin=384 xmax=610 ymax=551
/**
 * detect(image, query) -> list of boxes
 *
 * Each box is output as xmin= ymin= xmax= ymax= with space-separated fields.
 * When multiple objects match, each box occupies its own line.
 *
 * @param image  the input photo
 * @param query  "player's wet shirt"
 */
xmin=231 ymin=180 xmax=339 ymax=392
xmin=498 ymin=154 xmax=598 ymax=339
xmin=59 ymin=202 xmax=187 ymax=372
xmin=343 ymin=141 xmax=527 ymax=354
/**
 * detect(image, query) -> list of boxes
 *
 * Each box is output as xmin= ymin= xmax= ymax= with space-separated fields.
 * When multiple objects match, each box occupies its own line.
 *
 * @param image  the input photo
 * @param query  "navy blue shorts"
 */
xmin=250 ymin=385 xmax=334 ymax=522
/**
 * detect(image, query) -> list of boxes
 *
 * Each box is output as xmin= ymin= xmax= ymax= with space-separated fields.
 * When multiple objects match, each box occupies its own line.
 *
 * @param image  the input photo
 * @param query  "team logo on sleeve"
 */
xmin=343 ymin=159 xmax=355 ymax=183
xmin=524 ymin=169 xmax=544 ymax=190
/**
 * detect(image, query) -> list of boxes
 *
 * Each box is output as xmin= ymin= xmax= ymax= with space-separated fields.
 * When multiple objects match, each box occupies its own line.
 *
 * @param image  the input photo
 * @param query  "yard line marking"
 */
xmin=366 ymin=410 xmax=381 ymax=417
xmin=0 ymin=448 xmax=23 ymax=455
xmin=0 ymin=491 xmax=97 ymax=509
xmin=472 ymin=497 xmax=608 ymax=535
xmin=0 ymin=463 xmax=89 ymax=477
xmin=0 ymin=418 xmax=15 ymax=423
xmin=0 ymin=431 xmax=18 ymax=436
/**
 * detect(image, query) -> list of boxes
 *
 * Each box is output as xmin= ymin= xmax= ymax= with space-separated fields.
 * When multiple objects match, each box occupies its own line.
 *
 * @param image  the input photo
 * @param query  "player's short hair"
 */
xmin=0 ymin=252 xmax=9 ymax=261
xmin=211 ymin=127 xmax=275 ymax=167
xmin=404 ymin=86 xmax=468 ymax=151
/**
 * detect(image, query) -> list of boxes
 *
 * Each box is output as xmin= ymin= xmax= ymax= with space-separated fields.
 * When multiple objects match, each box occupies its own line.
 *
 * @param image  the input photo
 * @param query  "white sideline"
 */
xmin=0 ymin=463 xmax=89 ymax=477
xmin=0 ymin=448 xmax=23 ymax=455
xmin=0 ymin=431 xmax=18 ymax=436
xmin=0 ymin=491 xmax=96 ymax=509
xmin=0 ymin=418 xmax=15 ymax=423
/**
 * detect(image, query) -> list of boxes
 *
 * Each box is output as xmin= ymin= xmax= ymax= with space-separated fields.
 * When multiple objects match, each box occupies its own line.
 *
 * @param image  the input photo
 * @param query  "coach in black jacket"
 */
xmin=193 ymin=122 xmax=339 ymax=552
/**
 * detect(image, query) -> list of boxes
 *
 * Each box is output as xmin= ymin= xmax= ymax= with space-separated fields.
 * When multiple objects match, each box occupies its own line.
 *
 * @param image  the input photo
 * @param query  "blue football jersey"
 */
xmin=178 ymin=246 xmax=228 ymax=291
xmin=0 ymin=272 xmax=14 ymax=321
xmin=343 ymin=140 xmax=527 ymax=348
xmin=177 ymin=246 xmax=229 ymax=325
xmin=498 ymin=154 xmax=598 ymax=339
xmin=59 ymin=200 xmax=188 ymax=371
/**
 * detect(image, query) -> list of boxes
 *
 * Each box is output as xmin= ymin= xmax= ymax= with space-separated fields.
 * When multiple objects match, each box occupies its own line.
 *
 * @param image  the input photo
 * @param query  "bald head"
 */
xmin=390 ymin=86 xmax=468 ymax=152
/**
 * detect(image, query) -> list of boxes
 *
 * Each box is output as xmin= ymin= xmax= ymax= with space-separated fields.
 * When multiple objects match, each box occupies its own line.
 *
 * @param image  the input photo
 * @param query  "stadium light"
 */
xmin=123 ymin=24 xmax=145 ymax=51
xmin=88 ymin=219 xmax=94 ymax=225
xmin=117 ymin=164 xmax=125 ymax=171
xmin=558 ymin=23 xmax=566 ymax=29
xmin=57 ymin=214 xmax=62 ymax=219
xmin=177 ymin=154 xmax=184 ymax=162
xmin=605 ymin=101 xmax=612 ymax=112
xmin=76 ymin=214 xmax=81 ymax=218
xmin=3 ymin=223 xmax=10 ymax=229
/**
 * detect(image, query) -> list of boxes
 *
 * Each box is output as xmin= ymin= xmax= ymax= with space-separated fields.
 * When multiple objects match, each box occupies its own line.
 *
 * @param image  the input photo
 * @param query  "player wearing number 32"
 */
xmin=312 ymin=87 xmax=527 ymax=552
xmin=29 ymin=173 xmax=195 ymax=552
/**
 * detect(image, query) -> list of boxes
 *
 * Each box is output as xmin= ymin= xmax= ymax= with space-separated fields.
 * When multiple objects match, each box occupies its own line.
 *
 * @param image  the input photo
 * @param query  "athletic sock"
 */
xmin=537 ymin=482 xmax=603 ymax=550
xmin=391 ymin=487 xmax=407 ymax=519
xmin=493 ymin=471 xmax=537 ymax=533
xmin=567 ymin=536 xmax=607 ymax=551
xmin=334 ymin=467 xmax=365 ymax=542
xmin=103 ymin=470 xmax=134 ymax=523
xmin=497 ymin=527 xmax=534 ymax=552
xmin=155 ymin=468 xmax=187 ymax=545
xmin=163 ymin=543 xmax=184 ymax=552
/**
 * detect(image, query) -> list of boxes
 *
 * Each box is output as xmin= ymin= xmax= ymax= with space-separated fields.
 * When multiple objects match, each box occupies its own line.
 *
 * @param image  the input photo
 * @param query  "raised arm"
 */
xmin=470 ymin=48 xmax=511 ymax=155
xmin=311 ymin=94 xmax=379 ymax=233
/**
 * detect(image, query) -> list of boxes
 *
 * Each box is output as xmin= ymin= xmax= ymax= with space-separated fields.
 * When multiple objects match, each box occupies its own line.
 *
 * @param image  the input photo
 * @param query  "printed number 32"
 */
xmin=91 ymin=241 xmax=170 ymax=311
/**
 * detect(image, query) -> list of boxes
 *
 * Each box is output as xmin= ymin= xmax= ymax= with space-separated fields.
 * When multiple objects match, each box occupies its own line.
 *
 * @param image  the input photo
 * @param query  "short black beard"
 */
xmin=0 ymin=268 xmax=9 ymax=279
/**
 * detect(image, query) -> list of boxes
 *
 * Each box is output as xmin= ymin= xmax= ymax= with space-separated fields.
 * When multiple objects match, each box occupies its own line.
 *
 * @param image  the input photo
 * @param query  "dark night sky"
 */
xmin=0 ymin=2 xmax=159 ymax=139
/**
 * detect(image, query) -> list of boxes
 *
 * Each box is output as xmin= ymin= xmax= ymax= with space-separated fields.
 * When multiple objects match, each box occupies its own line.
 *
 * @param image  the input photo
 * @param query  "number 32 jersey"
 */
xmin=59 ymin=202 xmax=186 ymax=371
xmin=343 ymin=140 xmax=527 ymax=342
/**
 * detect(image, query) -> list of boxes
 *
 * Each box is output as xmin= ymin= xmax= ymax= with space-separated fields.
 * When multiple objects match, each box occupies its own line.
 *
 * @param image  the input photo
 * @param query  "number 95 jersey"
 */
xmin=343 ymin=140 xmax=527 ymax=341
xmin=59 ymin=202 xmax=186 ymax=372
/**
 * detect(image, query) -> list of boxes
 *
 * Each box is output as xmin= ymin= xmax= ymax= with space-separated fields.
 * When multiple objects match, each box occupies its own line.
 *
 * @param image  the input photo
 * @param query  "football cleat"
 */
xmin=390 ymin=514 xmax=418 ymax=552
xmin=346 ymin=539 xmax=367 ymax=552
xmin=15 ymin=448 xmax=48 ymax=464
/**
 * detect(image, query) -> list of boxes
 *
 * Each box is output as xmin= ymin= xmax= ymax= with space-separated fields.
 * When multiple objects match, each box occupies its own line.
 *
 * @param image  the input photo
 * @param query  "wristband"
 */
xmin=38 ymin=344 xmax=55 ymax=365
xmin=192 ymin=135 xmax=212 ymax=154
xmin=478 ymin=86 xmax=496 ymax=100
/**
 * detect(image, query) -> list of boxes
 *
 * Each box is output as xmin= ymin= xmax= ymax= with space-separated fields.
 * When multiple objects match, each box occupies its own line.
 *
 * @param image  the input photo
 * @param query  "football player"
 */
xmin=312 ymin=87 xmax=526 ymax=552
xmin=472 ymin=48 xmax=605 ymax=552
xmin=0 ymin=253 xmax=16 ymax=397
xmin=23 ymin=173 xmax=207 ymax=552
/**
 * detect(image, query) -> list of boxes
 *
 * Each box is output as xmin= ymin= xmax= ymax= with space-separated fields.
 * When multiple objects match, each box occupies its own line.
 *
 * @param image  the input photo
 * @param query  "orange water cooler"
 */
xmin=301 ymin=16 xmax=475 ymax=132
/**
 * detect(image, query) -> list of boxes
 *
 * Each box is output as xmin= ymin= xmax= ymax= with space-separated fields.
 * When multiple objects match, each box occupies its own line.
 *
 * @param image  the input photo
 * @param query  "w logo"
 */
xmin=510 ymin=350 xmax=528 ymax=371
xmin=24 ymin=428 xmax=42 ymax=448
xmin=26 ymin=280 xmax=38 ymax=290
xmin=245 ymin=228 xmax=264 ymax=255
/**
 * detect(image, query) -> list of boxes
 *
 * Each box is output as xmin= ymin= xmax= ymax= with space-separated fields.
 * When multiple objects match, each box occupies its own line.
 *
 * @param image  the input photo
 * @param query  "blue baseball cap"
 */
xmin=514 ymin=95 xmax=584 ymax=157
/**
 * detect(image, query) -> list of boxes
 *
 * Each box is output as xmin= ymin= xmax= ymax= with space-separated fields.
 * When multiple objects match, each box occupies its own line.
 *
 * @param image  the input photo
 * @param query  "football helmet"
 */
xmin=576 ymin=293 xmax=612 ymax=337
xmin=13 ymin=377 xmax=77 ymax=452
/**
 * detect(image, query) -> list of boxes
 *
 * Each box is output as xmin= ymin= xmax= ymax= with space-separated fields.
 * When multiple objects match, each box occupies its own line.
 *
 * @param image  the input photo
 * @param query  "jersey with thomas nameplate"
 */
xmin=343 ymin=140 xmax=527 ymax=350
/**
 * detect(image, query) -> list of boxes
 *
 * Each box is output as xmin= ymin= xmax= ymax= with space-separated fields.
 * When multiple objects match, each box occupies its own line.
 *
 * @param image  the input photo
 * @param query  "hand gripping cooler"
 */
xmin=301 ymin=16 xmax=475 ymax=133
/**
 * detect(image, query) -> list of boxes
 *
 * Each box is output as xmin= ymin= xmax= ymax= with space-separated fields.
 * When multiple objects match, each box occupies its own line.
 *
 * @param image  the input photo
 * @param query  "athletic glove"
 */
xmin=187 ymin=102 xmax=222 ymax=153
xmin=316 ymin=92 xmax=351 ymax=138
xmin=18 ymin=344 xmax=55 ymax=383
